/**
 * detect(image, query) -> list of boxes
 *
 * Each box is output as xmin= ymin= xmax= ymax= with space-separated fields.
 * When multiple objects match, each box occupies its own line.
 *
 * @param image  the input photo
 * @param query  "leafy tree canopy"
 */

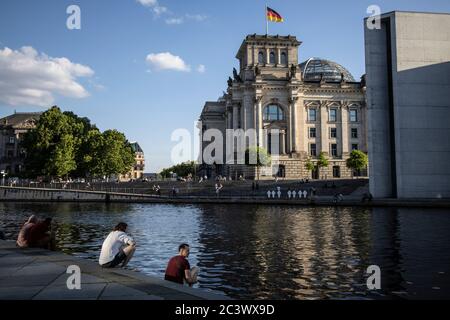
xmin=21 ymin=106 xmax=135 ymax=179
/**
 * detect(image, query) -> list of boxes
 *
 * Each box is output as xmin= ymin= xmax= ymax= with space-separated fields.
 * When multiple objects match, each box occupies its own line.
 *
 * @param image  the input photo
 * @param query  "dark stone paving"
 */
xmin=0 ymin=240 xmax=229 ymax=300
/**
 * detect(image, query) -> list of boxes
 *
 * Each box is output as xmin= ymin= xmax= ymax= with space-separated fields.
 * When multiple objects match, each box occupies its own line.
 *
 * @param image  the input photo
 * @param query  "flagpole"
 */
xmin=265 ymin=4 xmax=268 ymax=35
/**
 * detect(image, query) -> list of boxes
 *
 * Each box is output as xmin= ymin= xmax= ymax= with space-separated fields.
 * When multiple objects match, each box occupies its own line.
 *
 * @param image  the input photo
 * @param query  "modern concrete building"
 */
xmin=365 ymin=11 xmax=450 ymax=198
xmin=0 ymin=112 xmax=42 ymax=176
xmin=199 ymin=34 xmax=367 ymax=180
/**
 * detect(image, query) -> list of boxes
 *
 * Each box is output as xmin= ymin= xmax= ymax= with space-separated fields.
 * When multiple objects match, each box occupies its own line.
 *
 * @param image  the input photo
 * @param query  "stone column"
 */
xmin=266 ymin=48 xmax=270 ymax=64
xmin=297 ymin=99 xmax=307 ymax=157
xmin=287 ymin=105 xmax=292 ymax=153
xmin=320 ymin=101 xmax=329 ymax=154
xmin=277 ymin=48 xmax=281 ymax=65
xmin=280 ymin=131 xmax=286 ymax=154
xmin=254 ymin=96 xmax=263 ymax=147
xmin=289 ymin=97 xmax=298 ymax=152
xmin=341 ymin=104 xmax=349 ymax=156
xmin=243 ymin=105 xmax=247 ymax=130
xmin=233 ymin=104 xmax=239 ymax=129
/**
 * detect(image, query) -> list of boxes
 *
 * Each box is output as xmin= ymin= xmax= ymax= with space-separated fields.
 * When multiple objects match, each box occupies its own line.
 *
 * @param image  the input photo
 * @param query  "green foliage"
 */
xmin=244 ymin=146 xmax=271 ymax=167
xmin=305 ymin=158 xmax=315 ymax=172
xmin=316 ymin=152 xmax=329 ymax=169
xmin=244 ymin=146 xmax=271 ymax=181
xmin=21 ymin=106 xmax=135 ymax=179
xmin=346 ymin=150 xmax=368 ymax=171
xmin=160 ymin=161 xmax=196 ymax=178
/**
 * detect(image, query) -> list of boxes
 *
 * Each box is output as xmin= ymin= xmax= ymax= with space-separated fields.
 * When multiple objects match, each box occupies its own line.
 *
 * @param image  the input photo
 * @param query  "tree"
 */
xmin=305 ymin=158 xmax=315 ymax=173
xmin=90 ymin=130 xmax=135 ymax=179
xmin=63 ymin=111 xmax=98 ymax=178
xmin=346 ymin=150 xmax=368 ymax=178
xmin=316 ymin=152 xmax=329 ymax=179
xmin=22 ymin=106 xmax=135 ymax=180
xmin=22 ymin=106 xmax=77 ymax=178
xmin=245 ymin=146 xmax=271 ymax=181
xmin=160 ymin=161 xmax=196 ymax=179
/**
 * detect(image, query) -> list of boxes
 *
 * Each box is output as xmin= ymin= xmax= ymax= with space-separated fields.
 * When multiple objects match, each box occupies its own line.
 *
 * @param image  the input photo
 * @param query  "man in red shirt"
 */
xmin=165 ymin=243 xmax=196 ymax=286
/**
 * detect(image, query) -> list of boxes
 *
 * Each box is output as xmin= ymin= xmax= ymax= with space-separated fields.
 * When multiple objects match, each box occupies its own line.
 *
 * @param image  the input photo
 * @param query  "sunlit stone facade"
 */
xmin=199 ymin=35 xmax=367 ymax=180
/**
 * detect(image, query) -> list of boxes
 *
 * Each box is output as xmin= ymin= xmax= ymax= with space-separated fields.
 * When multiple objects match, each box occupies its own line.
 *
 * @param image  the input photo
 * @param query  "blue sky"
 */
xmin=1 ymin=0 xmax=449 ymax=172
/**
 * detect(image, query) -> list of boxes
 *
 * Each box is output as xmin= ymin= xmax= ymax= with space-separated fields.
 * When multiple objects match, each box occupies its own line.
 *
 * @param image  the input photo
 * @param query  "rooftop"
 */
xmin=130 ymin=142 xmax=144 ymax=153
xmin=300 ymin=58 xmax=356 ymax=82
xmin=0 ymin=112 xmax=43 ymax=127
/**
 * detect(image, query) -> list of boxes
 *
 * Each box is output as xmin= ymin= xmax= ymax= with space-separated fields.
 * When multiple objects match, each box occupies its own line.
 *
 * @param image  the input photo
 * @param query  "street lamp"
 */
xmin=1 ymin=170 xmax=7 ymax=186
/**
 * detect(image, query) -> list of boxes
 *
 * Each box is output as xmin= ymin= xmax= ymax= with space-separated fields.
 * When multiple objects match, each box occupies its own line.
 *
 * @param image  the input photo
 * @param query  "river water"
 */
xmin=1 ymin=202 xmax=450 ymax=299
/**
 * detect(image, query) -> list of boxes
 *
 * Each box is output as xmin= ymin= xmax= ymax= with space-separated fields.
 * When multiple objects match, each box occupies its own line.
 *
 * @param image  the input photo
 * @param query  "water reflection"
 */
xmin=1 ymin=202 xmax=449 ymax=299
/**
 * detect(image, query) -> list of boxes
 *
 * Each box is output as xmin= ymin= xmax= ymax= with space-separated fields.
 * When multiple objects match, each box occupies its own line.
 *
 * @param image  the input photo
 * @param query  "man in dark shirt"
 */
xmin=165 ymin=243 xmax=195 ymax=286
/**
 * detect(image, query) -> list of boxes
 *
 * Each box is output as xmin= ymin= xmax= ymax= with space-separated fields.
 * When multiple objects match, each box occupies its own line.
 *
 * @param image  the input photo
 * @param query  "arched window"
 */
xmin=258 ymin=51 xmax=264 ymax=64
xmin=269 ymin=51 xmax=276 ymax=64
xmin=263 ymin=104 xmax=284 ymax=121
xmin=281 ymin=52 xmax=287 ymax=65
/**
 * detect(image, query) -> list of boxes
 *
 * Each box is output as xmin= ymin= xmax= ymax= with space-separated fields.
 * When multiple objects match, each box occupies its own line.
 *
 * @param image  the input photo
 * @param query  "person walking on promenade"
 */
xmin=17 ymin=215 xmax=38 ymax=248
xmin=165 ymin=243 xmax=198 ymax=287
xmin=215 ymin=183 xmax=223 ymax=198
xmin=99 ymin=222 xmax=136 ymax=268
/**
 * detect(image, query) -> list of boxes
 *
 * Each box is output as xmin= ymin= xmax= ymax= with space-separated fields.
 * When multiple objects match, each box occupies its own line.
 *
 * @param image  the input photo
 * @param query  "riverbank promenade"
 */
xmin=0 ymin=240 xmax=228 ymax=300
xmin=1 ymin=182 xmax=450 ymax=208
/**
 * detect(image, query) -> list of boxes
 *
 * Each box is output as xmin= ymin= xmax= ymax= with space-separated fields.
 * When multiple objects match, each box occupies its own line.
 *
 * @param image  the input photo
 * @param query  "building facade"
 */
xmin=199 ymin=34 xmax=367 ymax=179
xmin=119 ymin=142 xmax=145 ymax=181
xmin=365 ymin=11 xmax=450 ymax=198
xmin=0 ymin=112 xmax=42 ymax=176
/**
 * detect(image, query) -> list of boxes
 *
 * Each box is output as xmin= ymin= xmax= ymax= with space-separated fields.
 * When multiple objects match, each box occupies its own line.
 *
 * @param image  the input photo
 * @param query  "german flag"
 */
xmin=266 ymin=7 xmax=284 ymax=23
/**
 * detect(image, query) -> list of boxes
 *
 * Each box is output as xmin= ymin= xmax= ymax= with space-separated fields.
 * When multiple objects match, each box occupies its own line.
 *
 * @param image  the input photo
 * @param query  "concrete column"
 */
xmin=320 ymin=102 xmax=329 ymax=154
xmin=341 ymin=105 xmax=349 ymax=155
xmin=233 ymin=105 xmax=239 ymax=129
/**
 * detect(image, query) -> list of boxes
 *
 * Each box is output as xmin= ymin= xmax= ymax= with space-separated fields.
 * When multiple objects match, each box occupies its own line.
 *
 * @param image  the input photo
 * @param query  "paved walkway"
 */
xmin=0 ymin=240 xmax=228 ymax=300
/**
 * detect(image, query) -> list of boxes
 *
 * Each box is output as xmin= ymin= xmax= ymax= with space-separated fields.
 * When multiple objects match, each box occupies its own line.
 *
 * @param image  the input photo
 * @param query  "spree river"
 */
xmin=1 ymin=202 xmax=450 ymax=299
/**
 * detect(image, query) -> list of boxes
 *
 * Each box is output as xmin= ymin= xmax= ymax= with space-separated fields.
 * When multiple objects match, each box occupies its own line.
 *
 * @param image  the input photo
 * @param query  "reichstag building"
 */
xmin=199 ymin=34 xmax=367 ymax=179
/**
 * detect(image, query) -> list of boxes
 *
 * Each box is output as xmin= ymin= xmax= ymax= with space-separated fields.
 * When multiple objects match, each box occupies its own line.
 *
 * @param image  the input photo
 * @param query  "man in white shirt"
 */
xmin=99 ymin=222 xmax=136 ymax=268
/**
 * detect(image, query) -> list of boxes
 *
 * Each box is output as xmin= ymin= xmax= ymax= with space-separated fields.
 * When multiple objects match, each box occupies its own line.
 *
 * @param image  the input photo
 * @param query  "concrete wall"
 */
xmin=365 ymin=11 xmax=450 ymax=199
xmin=0 ymin=187 xmax=157 ymax=202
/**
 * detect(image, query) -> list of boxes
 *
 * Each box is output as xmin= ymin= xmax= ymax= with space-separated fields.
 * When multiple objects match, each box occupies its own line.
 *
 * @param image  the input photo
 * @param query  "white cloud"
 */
xmin=146 ymin=52 xmax=190 ymax=72
xmin=0 ymin=46 xmax=94 ymax=107
xmin=153 ymin=6 xmax=168 ymax=16
xmin=136 ymin=0 xmax=158 ymax=7
xmin=197 ymin=64 xmax=206 ymax=73
xmin=186 ymin=14 xmax=207 ymax=22
xmin=136 ymin=0 xmax=168 ymax=17
xmin=165 ymin=14 xmax=208 ymax=25
xmin=165 ymin=18 xmax=184 ymax=25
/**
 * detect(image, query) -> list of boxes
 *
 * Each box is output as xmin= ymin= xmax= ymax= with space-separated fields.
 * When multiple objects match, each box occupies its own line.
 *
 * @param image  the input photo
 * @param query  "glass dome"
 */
xmin=299 ymin=58 xmax=356 ymax=82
